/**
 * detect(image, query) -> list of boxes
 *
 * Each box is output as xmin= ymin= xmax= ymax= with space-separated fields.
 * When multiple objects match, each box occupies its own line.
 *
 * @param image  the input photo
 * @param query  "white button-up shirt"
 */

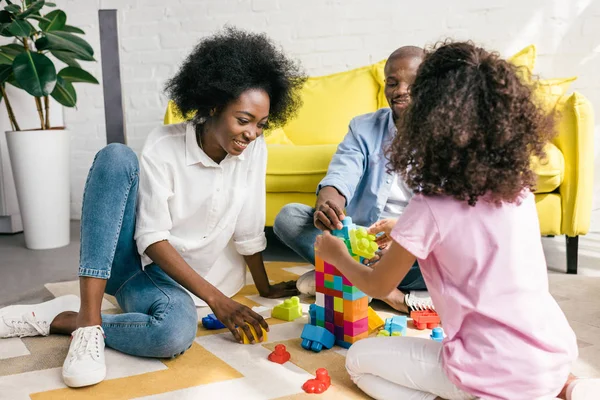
xmin=134 ymin=122 xmax=267 ymax=305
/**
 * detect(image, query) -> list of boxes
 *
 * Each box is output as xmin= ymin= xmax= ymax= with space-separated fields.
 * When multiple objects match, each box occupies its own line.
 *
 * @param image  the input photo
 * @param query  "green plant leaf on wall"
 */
xmin=58 ymin=66 xmax=98 ymax=84
xmin=50 ymin=50 xmax=80 ymax=68
xmin=43 ymin=31 xmax=94 ymax=60
xmin=39 ymin=9 xmax=65 ymax=31
xmin=18 ymin=0 xmax=45 ymax=19
xmin=13 ymin=51 xmax=56 ymax=96
xmin=0 ymin=64 xmax=12 ymax=83
xmin=8 ymin=19 xmax=31 ymax=37
xmin=61 ymin=24 xmax=84 ymax=34
xmin=0 ymin=10 xmax=11 ymax=23
xmin=50 ymin=75 xmax=76 ymax=107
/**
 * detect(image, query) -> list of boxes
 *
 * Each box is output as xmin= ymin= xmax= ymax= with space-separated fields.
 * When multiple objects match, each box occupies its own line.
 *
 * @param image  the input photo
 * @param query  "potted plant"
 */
xmin=0 ymin=0 xmax=98 ymax=249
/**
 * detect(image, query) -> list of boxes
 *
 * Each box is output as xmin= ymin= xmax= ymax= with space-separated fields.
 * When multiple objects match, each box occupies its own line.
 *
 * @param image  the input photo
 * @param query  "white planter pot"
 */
xmin=6 ymin=129 xmax=70 ymax=250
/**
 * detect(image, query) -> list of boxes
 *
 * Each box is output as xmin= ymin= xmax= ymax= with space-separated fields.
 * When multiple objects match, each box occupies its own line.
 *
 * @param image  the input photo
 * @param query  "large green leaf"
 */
xmin=58 ymin=66 xmax=98 ymax=84
xmin=12 ymin=51 xmax=56 ymax=96
xmin=43 ymin=31 xmax=94 ymax=60
xmin=50 ymin=75 xmax=76 ymax=107
xmin=18 ymin=0 xmax=44 ymax=19
xmin=0 ymin=23 xmax=12 ymax=37
xmin=0 ymin=64 xmax=12 ymax=83
xmin=50 ymin=50 xmax=80 ymax=68
xmin=8 ymin=19 xmax=31 ymax=37
xmin=0 ymin=10 xmax=11 ymax=23
xmin=27 ymin=14 xmax=51 ymax=24
xmin=0 ymin=43 xmax=24 ymax=64
xmin=45 ymin=2 xmax=56 ymax=6
xmin=4 ymin=5 xmax=21 ymax=14
xmin=0 ymin=52 xmax=12 ymax=64
xmin=61 ymin=24 xmax=84 ymax=34
xmin=39 ymin=9 xmax=65 ymax=31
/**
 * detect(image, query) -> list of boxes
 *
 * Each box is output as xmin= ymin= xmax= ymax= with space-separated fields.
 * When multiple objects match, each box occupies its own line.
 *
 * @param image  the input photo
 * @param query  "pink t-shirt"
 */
xmin=391 ymin=192 xmax=578 ymax=399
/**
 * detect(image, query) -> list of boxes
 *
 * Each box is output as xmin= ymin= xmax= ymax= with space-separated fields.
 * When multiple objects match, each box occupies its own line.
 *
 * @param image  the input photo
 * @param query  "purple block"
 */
xmin=325 ymin=295 xmax=333 ymax=310
xmin=325 ymin=308 xmax=334 ymax=323
xmin=325 ymin=322 xmax=335 ymax=334
xmin=324 ymin=261 xmax=335 ymax=274
xmin=344 ymin=317 xmax=369 ymax=336
xmin=334 ymin=325 xmax=345 ymax=341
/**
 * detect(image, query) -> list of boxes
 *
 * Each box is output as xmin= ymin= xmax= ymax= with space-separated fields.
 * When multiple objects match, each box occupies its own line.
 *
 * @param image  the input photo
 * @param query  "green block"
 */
xmin=317 ymin=320 xmax=325 ymax=328
xmin=324 ymin=280 xmax=334 ymax=289
xmin=343 ymin=284 xmax=360 ymax=294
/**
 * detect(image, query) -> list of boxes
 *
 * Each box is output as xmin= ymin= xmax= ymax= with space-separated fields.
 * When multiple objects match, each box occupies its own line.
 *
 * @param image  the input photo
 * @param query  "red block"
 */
xmin=315 ymin=271 xmax=324 ymax=289
xmin=342 ymin=275 xmax=351 ymax=285
xmin=302 ymin=368 xmax=331 ymax=394
xmin=334 ymin=311 xmax=344 ymax=326
xmin=410 ymin=311 xmax=441 ymax=330
xmin=268 ymin=344 xmax=290 ymax=364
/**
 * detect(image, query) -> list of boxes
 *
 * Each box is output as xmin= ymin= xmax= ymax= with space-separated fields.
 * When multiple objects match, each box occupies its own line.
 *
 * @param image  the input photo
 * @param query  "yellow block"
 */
xmin=368 ymin=307 xmax=385 ymax=333
xmin=238 ymin=323 xmax=268 ymax=344
xmin=334 ymin=297 xmax=344 ymax=313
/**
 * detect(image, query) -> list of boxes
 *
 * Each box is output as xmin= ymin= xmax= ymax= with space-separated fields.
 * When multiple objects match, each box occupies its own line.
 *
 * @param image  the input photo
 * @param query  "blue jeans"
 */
xmin=273 ymin=203 xmax=427 ymax=292
xmin=79 ymin=144 xmax=198 ymax=358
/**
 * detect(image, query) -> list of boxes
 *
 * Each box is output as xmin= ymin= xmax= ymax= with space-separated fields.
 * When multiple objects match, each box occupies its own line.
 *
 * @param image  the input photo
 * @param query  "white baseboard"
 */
xmin=0 ymin=214 xmax=22 ymax=234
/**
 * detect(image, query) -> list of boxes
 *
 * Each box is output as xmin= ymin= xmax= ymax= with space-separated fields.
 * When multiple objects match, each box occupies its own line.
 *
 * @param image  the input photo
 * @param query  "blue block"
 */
xmin=343 ymin=290 xmax=367 ymax=300
xmin=308 ymin=304 xmax=316 ymax=326
xmin=384 ymin=316 xmax=407 ymax=336
xmin=430 ymin=327 xmax=444 ymax=342
xmin=201 ymin=313 xmax=226 ymax=330
xmin=300 ymin=324 xmax=335 ymax=353
xmin=315 ymin=305 xmax=325 ymax=322
xmin=332 ymin=216 xmax=355 ymax=239
xmin=333 ymin=276 xmax=343 ymax=291
xmin=335 ymin=339 xmax=352 ymax=349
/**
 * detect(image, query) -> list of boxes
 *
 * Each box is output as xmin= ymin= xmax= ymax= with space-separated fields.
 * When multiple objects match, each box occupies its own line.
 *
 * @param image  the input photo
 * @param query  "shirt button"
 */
xmin=181 ymin=247 xmax=186 ymax=252
xmin=386 ymin=179 xmax=391 ymax=184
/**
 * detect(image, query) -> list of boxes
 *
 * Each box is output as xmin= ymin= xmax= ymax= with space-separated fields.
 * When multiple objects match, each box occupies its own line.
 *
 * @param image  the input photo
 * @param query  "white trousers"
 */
xmin=345 ymin=336 xmax=476 ymax=400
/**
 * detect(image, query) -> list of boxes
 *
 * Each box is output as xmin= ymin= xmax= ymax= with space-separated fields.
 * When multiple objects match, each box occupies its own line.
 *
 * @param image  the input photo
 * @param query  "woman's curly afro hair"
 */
xmin=165 ymin=27 xmax=307 ymax=128
xmin=387 ymin=40 xmax=555 ymax=206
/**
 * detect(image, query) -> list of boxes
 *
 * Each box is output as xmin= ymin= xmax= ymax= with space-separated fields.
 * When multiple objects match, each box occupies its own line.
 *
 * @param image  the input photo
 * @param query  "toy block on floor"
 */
xmin=368 ymin=307 xmax=385 ymax=333
xmin=272 ymin=296 xmax=302 ymax=321
xmin=411 ymin=310 xmax=440 ymax=330
xmin=431 ymin=327 xmax=444 ymax=342
xmin=302 ymin=368 xmax=331 ymax=394
xmin=379 ymin=316 xmax=407 ymax=336
xmin=238 ymin=323 xmax=268 ymax=344
xmin=201 ymin=313 xmax=226 ymax=330
xmin=301 ymin=324 xmax=335 ymax=353
xmin=268 ymin=344 xmax=290 ymax=364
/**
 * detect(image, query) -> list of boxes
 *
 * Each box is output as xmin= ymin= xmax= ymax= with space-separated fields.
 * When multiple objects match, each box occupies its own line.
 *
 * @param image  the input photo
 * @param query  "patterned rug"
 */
xmin=1 ymin=262 xmax=599 ymax=400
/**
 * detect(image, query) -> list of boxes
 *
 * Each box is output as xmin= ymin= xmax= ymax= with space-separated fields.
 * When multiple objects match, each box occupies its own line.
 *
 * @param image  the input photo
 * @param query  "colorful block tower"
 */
xmin=312 ymin=217 xmax=378 ymax=348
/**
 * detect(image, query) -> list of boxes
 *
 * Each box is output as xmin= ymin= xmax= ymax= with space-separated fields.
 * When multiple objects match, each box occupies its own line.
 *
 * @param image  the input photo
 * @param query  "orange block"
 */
xmin=324 ymin=273 xmax=333 ymax=283
xmin=344 ymin=331 xmax=368 ymax=344
xmin=343 ymin=296 xmax=368 ymax=322
xmin=315 ymin=256 xmax=324 ymax=272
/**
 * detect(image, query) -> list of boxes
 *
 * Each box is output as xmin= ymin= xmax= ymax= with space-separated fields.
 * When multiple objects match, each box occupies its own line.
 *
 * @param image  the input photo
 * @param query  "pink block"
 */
xmin=315 ymin=271 xmax=324 ymax=288
xmin=344 ymin=317 xmax=368 ymax=336
xmin=342 ymin=275 xmax=351 ymax=285
xmin=324 ymin=261 xmax=335 ymax=274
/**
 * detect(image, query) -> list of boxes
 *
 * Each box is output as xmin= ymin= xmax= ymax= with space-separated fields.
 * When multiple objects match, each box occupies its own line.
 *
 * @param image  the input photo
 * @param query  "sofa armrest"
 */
xmin=554 ymin=92 xmax=595 ymax=236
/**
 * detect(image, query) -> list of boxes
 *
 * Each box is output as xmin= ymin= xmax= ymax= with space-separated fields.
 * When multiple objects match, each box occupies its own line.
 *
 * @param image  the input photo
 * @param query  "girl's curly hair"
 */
xmin=387 ymin=41 xmax=555 ymax=206
xmin=165 ymin=27 xmax=306 ymax=128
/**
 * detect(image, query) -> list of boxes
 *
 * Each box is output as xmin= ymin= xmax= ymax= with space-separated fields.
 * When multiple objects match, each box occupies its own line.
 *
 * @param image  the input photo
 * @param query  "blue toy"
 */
xmin=308 ymin=304 xmax=317 ymax=326
xmin=386 ymin=316 xmax=407 ymax=336
xmin=301 ymin=324 xmax=335 ymax=353
xmin=430 ymin=327 xmax=444 ymax=342
xmin=202 ymin=313 xmax=226 ymax=330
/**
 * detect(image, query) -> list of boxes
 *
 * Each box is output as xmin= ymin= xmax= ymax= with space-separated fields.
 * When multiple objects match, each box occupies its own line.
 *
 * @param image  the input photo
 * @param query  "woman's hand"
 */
xmin=367 ymin=218 xmax=398 ymax=248
xmin=315 ymin=231 xmax=350 ymax=266
xmin=209 ymin=296 xmax=269 ymax=344
xmin=261 ymin=280 xmax=299 ymax=298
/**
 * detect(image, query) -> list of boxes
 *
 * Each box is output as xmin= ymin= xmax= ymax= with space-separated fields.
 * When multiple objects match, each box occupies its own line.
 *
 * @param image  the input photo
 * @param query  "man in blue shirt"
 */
xmin=273 ymin=46 xmax=428 ymax=313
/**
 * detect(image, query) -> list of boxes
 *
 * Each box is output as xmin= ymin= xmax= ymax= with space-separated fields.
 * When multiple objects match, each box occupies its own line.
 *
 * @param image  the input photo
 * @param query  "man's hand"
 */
xmin=261 ymin=280 xmax=299 ymax=299
xmin=367 ymin=218 xmax=398 ymax=248
xmin=314 ymin=186 xmax=346 ymax=231
xmin=210 ymin=297 xmax=269 ymax=344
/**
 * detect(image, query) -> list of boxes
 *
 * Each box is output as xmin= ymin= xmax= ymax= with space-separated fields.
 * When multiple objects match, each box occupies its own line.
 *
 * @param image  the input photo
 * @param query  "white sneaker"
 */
xmin=296 ymin=270 xmax=316 ymax=296
xmin=404 ymin=291 xmax=435 ymax=311
xmin=0 ymin=295 xmax=80 ymax=338
xmin=567 ymin=379 xmax=600 ymax=400
xmin=62 ymin=325 xmax=106 ymax=388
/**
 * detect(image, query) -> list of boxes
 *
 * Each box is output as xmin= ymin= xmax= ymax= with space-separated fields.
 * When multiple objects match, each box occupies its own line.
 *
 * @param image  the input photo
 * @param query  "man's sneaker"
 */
xmin=62 ymin=325 xmax=106 ymax=388
xmin=0 ymin=295 xmax=80 ymax=338
xmin=296 ymin=270 xmax=316 ymax=296
xmin=404 ymin=291 xmax=435 ymax=311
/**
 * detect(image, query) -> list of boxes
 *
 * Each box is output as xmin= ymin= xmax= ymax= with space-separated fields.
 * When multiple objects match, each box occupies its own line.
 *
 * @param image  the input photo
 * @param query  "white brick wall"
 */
xmin=1 ymin=0 xmax=599 ymax=220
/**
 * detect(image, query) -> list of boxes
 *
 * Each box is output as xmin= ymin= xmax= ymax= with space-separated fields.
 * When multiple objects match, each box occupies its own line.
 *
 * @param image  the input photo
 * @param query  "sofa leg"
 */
xmin=566 ymin=236 xmax=579 ymax=275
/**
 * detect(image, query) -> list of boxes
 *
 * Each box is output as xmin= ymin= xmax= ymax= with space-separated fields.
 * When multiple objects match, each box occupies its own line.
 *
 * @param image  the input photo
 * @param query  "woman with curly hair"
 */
xmin=0 ymin=27 xmax=306 ymax=388
xmin=316 ymin=41 xmax=597 ymax=399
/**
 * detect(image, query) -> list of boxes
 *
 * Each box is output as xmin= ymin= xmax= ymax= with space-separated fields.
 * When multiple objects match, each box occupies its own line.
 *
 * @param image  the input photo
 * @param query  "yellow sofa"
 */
xmin=164 ymin=45 xmax=594 ymax=274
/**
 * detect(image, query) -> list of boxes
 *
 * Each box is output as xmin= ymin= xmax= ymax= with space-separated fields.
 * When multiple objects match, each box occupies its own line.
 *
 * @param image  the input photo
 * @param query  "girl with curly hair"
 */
xmin=316 ymin=41 xmax=597 ymax=399
xmin=0 ymin=27 xmax=306 ymax=388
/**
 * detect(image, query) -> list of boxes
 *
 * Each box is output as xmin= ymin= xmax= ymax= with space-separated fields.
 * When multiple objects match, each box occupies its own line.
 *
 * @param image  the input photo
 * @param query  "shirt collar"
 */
xmin=185 ymin=123 xmax=245 ymax=167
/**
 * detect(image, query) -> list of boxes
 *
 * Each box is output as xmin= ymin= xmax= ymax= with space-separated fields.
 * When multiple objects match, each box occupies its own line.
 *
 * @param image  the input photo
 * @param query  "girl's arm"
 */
xmin=315 ymin=232 xmax=416 ymax=299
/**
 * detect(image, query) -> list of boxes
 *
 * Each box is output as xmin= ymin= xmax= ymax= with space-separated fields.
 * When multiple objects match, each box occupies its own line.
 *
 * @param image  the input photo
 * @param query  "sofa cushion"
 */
xmin=266 ymin=144 xmax=337 ymax=192
xmin=532 ymin=142 xmax=565 ymax=194
xmin=508 ymin=44 xmax=537 ymax=75
xmin=282 ymin=64 xmax=380 ymax=146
